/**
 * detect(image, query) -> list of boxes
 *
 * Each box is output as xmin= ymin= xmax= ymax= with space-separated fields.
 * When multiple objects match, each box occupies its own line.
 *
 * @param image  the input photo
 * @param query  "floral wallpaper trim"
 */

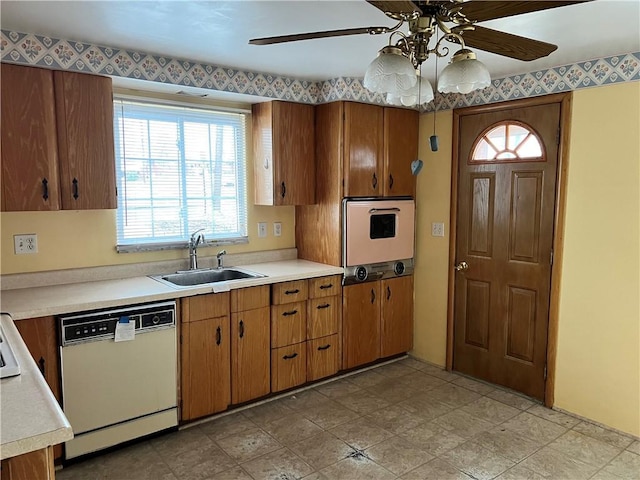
xmin=2 ymin=30 xmax=639 ymax=110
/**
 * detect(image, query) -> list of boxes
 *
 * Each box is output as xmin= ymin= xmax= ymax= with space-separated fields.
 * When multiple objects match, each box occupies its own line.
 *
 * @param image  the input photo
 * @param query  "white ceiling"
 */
xmin=1 ymin=0 xmax=639 ymax=99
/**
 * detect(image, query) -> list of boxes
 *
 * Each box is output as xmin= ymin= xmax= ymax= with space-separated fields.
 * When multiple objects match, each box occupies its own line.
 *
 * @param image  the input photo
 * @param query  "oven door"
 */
xmin=343 ymin=198 xmax=415 ymax=266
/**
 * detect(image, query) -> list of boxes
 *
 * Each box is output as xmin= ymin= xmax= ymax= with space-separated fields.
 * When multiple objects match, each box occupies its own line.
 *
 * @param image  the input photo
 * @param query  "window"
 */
xmin=471 ymin=121 xmax=544 ymax=163
xmin=113 ymin=99 xmax=248 ymax=252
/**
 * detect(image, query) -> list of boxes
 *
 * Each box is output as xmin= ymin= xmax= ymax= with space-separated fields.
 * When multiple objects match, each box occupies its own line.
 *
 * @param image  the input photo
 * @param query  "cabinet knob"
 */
xmin=316 ymin=303 xmax=330 ymax=310
xmin=42 ymin=178 xmax=49 ymax=201
xmin=281 ymin=181 xmax=286 ymax=198
xmin=283 ymin=352 xmax=298 ymax=360
xmin=319 ymin=283 xmax=333 ymax=290
xmin=239 ymin=320 xmax=244 ymax=338
xmin=370 ymin=289 xmax=376 ymax=304
xmin=72 ymin=178 xmax=79 ymax=199
xmin=285 ymin=289 xmax=300 ymax=295
xmin=38 ymin=357 xmax=46 ymax=378
xmin=389 ymin=174 xmax=394 ymax=190
xmin=216 ymin=326 xmax=221 ymax=345
xmin=317 ymin=344 xmax=331 ymax=351
xmin=372 ymin=173 xmax=378 ymax=190
xmin=282 ymin=309 xmax=298 ymax=317
xmin=386 ymin=285 xmax=391 ymax=301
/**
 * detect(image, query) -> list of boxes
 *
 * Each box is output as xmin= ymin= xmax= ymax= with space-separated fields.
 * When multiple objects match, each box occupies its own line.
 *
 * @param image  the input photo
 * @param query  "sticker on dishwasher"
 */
xmin=115 ymin=316 xmax=135 ymax=342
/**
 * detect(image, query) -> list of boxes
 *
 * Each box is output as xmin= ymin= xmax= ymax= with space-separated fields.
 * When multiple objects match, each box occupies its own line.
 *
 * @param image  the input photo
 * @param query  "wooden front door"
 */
xmin=453 ymin=100 xmax=561 ymax=400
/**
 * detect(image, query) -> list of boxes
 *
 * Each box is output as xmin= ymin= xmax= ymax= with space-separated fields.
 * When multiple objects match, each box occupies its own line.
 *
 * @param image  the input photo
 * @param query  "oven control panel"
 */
xmin=343 ymin=258 xmax=414 ymax=285
xmin=59 ymin=301 xmax=175 ymax=346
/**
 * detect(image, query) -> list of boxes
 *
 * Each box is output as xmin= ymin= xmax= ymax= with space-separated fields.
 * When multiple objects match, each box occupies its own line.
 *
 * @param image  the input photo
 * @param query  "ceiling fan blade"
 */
xmin=367 ymin=0 xmax=420 ymax=15
xmin=457 ymin=1 xmax=590 ymax=23
xmin=249 ymin=27 xmax=375 ymax=45
xmin=453 ymin=26 xmax=557 ymax=61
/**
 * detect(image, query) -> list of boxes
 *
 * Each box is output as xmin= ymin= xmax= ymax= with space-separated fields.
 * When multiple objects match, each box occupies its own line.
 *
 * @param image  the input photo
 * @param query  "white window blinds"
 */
xmin=113 ymin=99 xmax=248 ymax=251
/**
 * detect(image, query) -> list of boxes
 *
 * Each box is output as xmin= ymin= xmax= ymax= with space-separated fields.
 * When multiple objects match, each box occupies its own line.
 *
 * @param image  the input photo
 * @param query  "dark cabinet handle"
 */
xmin=239 ymin=320 xmax=244 ymax=338
xmin=285 ymin=289 xmax=300 ymax=295
xmin=282 ymin=309 xmax=298 ymax=316
xmin=370 ymin=289 xmax=376 ymax=304
xmin=387 ymin=286 xmax=391 ymax=301
xmin=38 ymin=357 xmax=46 ymax=378
xmin=281 ymin=181 xmax=286 ymax=198
xmin=216 ymin=326 xmax=221 ymax=345
xmin=389 ymin=174 xmax=394 ymax=190
xmin=319 ymin=283 xmax=333 ymax=290
xmin=316 ymin=303 xmax=330 ymax=310
xmin=317 ymin=344 xmax=331 ymax=351
xmin=372 ymin=173 xmax=378 ymax=190
xmin=42 ymin=178 xmax=49 ymax=200
xmin=283 ymin=352 xmax=298 ymax=360
xmin=72 ymin=178 xmax=79 ymax=199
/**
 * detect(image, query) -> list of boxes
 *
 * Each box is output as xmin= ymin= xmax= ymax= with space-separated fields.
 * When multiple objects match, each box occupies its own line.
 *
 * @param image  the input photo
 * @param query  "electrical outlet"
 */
xmin=257 ymin=222 xmax=267 ymax=238
xmin=273 ymin=222 xmax=282 ymax=237
xmin=14 ymin=234 xmax=38 ymax=254
xmin=431 ymin=222 xmax=445 ymax=237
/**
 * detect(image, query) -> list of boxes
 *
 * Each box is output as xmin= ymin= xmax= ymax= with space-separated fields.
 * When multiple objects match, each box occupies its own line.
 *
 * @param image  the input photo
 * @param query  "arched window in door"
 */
xmin=471 ymin=121 xmax=545 ymax=163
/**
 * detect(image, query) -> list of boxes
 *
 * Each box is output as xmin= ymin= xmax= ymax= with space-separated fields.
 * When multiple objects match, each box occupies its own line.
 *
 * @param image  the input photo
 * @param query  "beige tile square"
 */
xmin=628 ymin=441 xmax=640 ymax=455
xmin=345 ymin=369 xmax=387 ymax=388
xmin=366 ymin=382 xmax=420 ymax=404
xmin=423 ymin=384 xmax=481 ymax=409
xmin=329 ymin=416 xmax=395 ymax=450
xmin=526 ymin=404 xmax=580 ymax=428
xmin=474 ymin=426 xmax=544 ymax=462
xmin=452 ymin=376 xmax=496 ymax=395
xmin=365 ymin=435 xmax=434 ymax=475
xmin=440 ymin=441 xmax=515 ymax=480
xmin=501 ymin=412 xmax=567 ymax=444
xmin=399 ymin=421 xmax=467 ymax=457
xmin=163 ymin=443 xmax=237 ymax=480
xmin=240 ymin=447 xmax=313 ymax=480
xmin=395 ymin=371 xmax=449 ymax=392
xmin=315 ymin=378 xmax=363 ymax=399
xmin=548 ymin=430 xmax=623 ymax=468
xmin=334 ymin=389 xmax=391 ymax=415
xmin=241 ymin=399 xmax=295 ymax=427
xmin=300 ymin=398 xmax=360 ymax=429
xmin=318 ymin=454 xmax=396 ymax=480
xmin=399 ymin=394 xmax=452 ymax=421
xmin=432 ymin=409 xmax=494 ymax=439
xmin=290 ymin=431 xmax=356 ymax=470
xmin=487 ymin=389 xmax=537 ymax=411
xmin=199 ymin=413 xmax=258 ymax=441
xmin=461 ymin=397 xmax=521 ymax=425
xmin=573 ymin=421 xmax=635 ymax=450
xmin=519 ymin=446 xmax=599 ymax=479
xmin=400 ymin=458 xmax=474 ymax=480
xmin=602 ymin=451 xmax=640 ymax=479
xmin=216 ymin=427 xmax=282 ymax=462
xmin=263 ymin=412 xmax=324 ymax=446
xmin=364 ymin=404 xmax=426 ymax=434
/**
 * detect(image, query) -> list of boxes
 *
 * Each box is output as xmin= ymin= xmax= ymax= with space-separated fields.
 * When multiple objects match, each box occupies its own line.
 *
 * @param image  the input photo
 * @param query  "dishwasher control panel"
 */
xmin=59 ymin=301 xmax=175 ymax=345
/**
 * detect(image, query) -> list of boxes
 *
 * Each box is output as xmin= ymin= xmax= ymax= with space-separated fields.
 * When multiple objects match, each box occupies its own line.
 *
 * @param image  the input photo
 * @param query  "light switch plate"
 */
xmin=431 ymin=222 xmax=445 ymax=237
xmin=257 ymin=222 xmax=267 ymax=238
xmin=14 ymin=234 xmax=38 ymax=254
xmin=273 ymin=222 xmax=282 ymax=237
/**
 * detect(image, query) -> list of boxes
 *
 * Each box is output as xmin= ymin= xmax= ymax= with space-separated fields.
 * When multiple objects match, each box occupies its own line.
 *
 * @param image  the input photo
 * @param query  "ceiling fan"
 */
xmin=249 ymin=1 xmax=589 ymax=103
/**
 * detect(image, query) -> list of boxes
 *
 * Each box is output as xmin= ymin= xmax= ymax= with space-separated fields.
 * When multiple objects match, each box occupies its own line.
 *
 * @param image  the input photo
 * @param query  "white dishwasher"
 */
xmin=59 ymin=301 xmax=178 ymax=460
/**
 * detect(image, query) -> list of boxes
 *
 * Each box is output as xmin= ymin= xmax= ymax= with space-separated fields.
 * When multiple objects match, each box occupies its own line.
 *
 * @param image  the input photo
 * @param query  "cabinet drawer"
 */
xmin=230 ymin=285 xmax=270 ymax=312
xmin=271 ymin=302 xmax=306 ymax=348
xmin=271 ymin=343 xmax=307 ymax=392
xmin=272 ymin=280 xmax=308 ymax=305
xmin=307 ymin=334 xmax=339 ymax=382
xmin=182 ymin=292 xmax=230 ymax=322
xmin=309 ymin=275 xmax=342 ymax=299
xmin=307 ymin=296 xmax=339 ymax=339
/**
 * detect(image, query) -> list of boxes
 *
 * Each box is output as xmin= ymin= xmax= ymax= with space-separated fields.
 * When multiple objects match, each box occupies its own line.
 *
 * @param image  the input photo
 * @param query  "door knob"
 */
xmin=454 ymin=261 xmax=469 ymax=271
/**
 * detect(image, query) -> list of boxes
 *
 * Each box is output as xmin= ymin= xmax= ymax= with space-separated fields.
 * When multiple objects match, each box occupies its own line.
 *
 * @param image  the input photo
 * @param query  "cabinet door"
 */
xmin=181 ymin=316 xmax=230 ymax=420
xmin=54 ymin=71 xmax=116 ymax=210
xmin=342 ymin=282 xmax=381 ymax=369
xmin=384 ymin=108 xmax=418 ymax=197
xmin=381 ymin=276 xmax=414 ymax=357
xmin=343 ymin=102 xmax=383 ymax=198
xmin=253 ymin=101 xmax=315 ymax=206
xmin=307 ymin=296 xmax=339 ymax=339
xmin=231 ymin=307 xmax=270 ymax=404
xmin=272 ymin=279 xmax=309 ymax=305
xmin=307 ymin=334 xmax=339 ymax=382
xmin=15 ymin=317 xmax=63 ymax=460
xmin=271 ymin=302 xmax=307 ymax=348
xmin=1 ymin=64 xmax=60 ymax=211
xmin=271 ymin=342 xmax=307 ymax=392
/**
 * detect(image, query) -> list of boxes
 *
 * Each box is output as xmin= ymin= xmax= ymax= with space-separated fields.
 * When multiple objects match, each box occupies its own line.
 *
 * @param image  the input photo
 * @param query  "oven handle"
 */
xmin=368 ymin=207 xmax=400 ymax=214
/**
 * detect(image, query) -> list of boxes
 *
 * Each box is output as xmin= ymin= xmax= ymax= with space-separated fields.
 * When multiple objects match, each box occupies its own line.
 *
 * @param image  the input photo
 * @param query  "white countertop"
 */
xmin=2 ymin=259 xmax=344 ymax=320
xmin=0 ymin=314 xmax=73 ymax=460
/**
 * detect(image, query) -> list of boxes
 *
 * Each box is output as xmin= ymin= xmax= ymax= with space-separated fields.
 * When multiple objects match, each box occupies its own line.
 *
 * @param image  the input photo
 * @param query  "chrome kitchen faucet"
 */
xmin=216 ymin=250 xmax=227 ymax=269
xmin=188 ymin=229 xmax=205 ymax=270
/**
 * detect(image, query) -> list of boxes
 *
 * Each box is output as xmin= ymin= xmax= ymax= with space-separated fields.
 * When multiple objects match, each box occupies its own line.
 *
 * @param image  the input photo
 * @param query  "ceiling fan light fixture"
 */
xmin=363 ymin=45 xmax=417 ymax=95
xmin=386 ymin=74 xmax=434 ymax=106
xmin=437 ymin=48 xmax=491 ymax=95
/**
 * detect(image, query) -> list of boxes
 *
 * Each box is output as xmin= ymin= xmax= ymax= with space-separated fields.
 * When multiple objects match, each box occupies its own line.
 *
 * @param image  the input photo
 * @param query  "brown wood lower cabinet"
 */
xmin=307 ymin=334 xmax=339 ymax=382
xmin=1 ymin=446 xmax=55 ymax=480
xmin=271 ymin=342 xmax=307 ymax=392
xmin=380 ymin=276 xmax=414 ymax=357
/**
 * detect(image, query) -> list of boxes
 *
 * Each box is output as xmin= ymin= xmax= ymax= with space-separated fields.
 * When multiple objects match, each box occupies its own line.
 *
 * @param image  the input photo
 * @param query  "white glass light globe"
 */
xmin=364 ymin=46 xmax=417 ymax=95
xmin=438 ymin=49 xmax=491 ymax=94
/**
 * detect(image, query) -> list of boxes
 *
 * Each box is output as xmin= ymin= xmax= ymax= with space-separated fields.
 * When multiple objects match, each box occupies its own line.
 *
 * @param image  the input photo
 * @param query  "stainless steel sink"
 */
xmin=151 ymin=267 xmax=265 ymax=288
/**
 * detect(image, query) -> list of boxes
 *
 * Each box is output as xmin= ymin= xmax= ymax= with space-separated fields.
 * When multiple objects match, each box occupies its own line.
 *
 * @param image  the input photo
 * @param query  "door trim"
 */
xmin=445 ymin=93 xmax=572 ymax=407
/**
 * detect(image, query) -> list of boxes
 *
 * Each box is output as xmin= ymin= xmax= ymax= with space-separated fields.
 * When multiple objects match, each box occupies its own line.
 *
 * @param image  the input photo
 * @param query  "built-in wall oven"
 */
xmin=59 ymin=301 xmax=178 ymax=460
xmin=343 ymin=197 xmax=415 ymax=284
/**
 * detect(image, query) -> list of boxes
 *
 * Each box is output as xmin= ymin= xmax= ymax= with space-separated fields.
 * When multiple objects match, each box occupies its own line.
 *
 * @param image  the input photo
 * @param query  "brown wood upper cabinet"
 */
xmin=1 ymin=64 xmax=116 ymax=211
xmin=342 ymin=102 xmax=418 ymax=198
xmin=252 ymin=101 xmax=315 ymax=206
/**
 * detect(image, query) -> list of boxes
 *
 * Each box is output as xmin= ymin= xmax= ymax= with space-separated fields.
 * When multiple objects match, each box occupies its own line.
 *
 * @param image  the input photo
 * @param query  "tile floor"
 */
xmin=57 ymin=357 xmax=640 ymax=480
